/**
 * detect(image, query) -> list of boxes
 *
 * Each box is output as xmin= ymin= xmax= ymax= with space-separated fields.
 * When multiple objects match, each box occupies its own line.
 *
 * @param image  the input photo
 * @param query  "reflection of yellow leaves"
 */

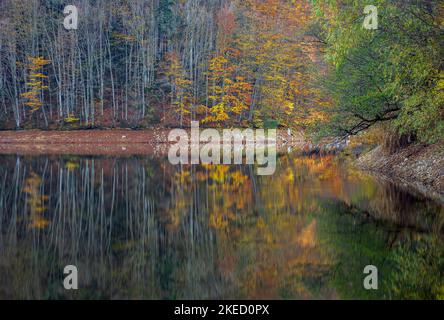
xmin=229 ymin=171 xmax=249 ymax=189
xmin=174 ymin=170 xmax=191 ymax=184
xmin=112 ymin=240 xmax=137 ymax=251
xmin=210 ymin=165 xmax=229 ymax=183
xmin=34 ymin=206 xmax=45 ymax=214
xmin=264 ymin=231 xmax=273 ymax=244
xmin=24 ymin=172 xmax=50 ymax=229
xmin=285 ymin=169 xmax=294 ymax=183
xmin=28 ymin=217 xmax=50 ymax=229
xmin=257 ymin=217 xmax=266 ymax=229
xmin=297 ymin=220 xmax=317 ymax=248
xmin=210 ymin=212 xmax=229 ymax=229
xmin=65 ymin=161 xmax=79 ymax=171
xmin=169 ymin=213 xmax=180 ymax=230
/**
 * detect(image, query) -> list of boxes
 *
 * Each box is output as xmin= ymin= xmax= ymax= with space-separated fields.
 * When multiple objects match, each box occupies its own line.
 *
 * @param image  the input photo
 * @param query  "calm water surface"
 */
xmin=0 ymin=154 xmax=443 ymax=299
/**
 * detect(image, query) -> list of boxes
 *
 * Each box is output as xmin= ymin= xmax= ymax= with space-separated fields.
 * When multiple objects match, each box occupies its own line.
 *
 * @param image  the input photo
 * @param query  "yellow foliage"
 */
xmin=64 ymin=114 xmax=80 ymax=123
xmin=164 ymin=52 xmax=194 ymax=124
xmin=21 ymin=56 xmax=51 ymax=114
xmin=203 ymin=54 xmax=252 ymax=125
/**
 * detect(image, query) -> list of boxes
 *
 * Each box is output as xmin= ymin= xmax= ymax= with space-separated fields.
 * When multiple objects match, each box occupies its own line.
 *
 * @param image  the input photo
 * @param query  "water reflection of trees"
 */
xmin=0 ymin=155 xmax=442 ymax=299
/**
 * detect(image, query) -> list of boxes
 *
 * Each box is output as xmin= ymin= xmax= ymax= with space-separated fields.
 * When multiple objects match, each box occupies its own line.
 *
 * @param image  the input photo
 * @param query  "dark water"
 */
xmin=0 ymin=154 xmax=443 ymax=300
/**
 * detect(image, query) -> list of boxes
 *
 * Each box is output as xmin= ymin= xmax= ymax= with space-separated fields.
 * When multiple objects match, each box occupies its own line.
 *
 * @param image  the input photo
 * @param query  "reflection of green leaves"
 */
xmin=317 ymin=202 xmax=393 ymax=300
xmin=1 ymin=154 xmax=443 ymax=299
xmin=145 ymin=165 xmax=155 ymax=179
xmin=389 ymin=237 xmax=444 ymax=300
xmin=317 ymin=201 xmax=444 ymax=300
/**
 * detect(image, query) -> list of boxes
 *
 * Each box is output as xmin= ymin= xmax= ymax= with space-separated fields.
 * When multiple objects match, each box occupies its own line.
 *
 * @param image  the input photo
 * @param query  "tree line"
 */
xmin=0 ymin=0 xmax=442 ymax=144
xmin=0 ymin=0 xmax=319 ymax=130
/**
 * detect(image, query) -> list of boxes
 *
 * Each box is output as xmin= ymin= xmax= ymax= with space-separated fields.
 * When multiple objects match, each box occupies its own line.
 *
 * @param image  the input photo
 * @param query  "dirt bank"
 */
xmin=0 ymin=128 xmax=305 ymax=156
xmin=355 ymin=143 xmax=444 ymax=202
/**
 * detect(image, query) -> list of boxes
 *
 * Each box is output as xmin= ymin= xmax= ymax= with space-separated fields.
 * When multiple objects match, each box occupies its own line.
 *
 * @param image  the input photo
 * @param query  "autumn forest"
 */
xmin=0 ymin=0 xmax=441 ymax=144
xmin=0 ymin=0 xmax=443 ymax=302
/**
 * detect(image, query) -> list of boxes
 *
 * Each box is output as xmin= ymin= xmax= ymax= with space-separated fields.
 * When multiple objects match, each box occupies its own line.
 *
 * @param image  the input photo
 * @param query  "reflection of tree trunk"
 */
xmin=1 ymin=155 xmax=441 ymax=299
xmin=248 ymin=165 xmax=259 ymax=212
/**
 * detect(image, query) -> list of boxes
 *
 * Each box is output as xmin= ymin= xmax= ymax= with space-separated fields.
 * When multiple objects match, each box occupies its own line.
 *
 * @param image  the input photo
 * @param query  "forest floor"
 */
xmin=355 ymin=143 xmax=444 ymax=202
xmin=0 ymin=128 xmax=305 ymax=156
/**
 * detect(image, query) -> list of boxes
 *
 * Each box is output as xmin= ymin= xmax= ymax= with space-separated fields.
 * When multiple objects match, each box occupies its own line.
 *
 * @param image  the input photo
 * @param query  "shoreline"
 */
xmin=0 ymin=128 xmax=305 ymax=156
xmin=1 ymin=129 xmax=442 ymax=203
xmin=355 ymin=143 xmax=444 ymax=203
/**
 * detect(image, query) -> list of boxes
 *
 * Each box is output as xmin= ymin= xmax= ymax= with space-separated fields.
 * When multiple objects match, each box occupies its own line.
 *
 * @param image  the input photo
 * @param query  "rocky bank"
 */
xmin=355 ymin=143 xmax=444 ymax=203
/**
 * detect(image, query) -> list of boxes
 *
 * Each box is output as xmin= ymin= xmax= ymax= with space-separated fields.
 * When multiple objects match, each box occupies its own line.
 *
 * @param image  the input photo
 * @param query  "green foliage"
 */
xmin=312 ymin=0 xmax=443 ymax=143
xmin=264 ymin=119 xmax=279 ymax=129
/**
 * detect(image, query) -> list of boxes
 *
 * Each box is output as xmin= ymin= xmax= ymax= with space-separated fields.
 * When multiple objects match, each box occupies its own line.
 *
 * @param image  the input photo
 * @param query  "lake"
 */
xmin=0 ymin=153 xmax=443 ymax=299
